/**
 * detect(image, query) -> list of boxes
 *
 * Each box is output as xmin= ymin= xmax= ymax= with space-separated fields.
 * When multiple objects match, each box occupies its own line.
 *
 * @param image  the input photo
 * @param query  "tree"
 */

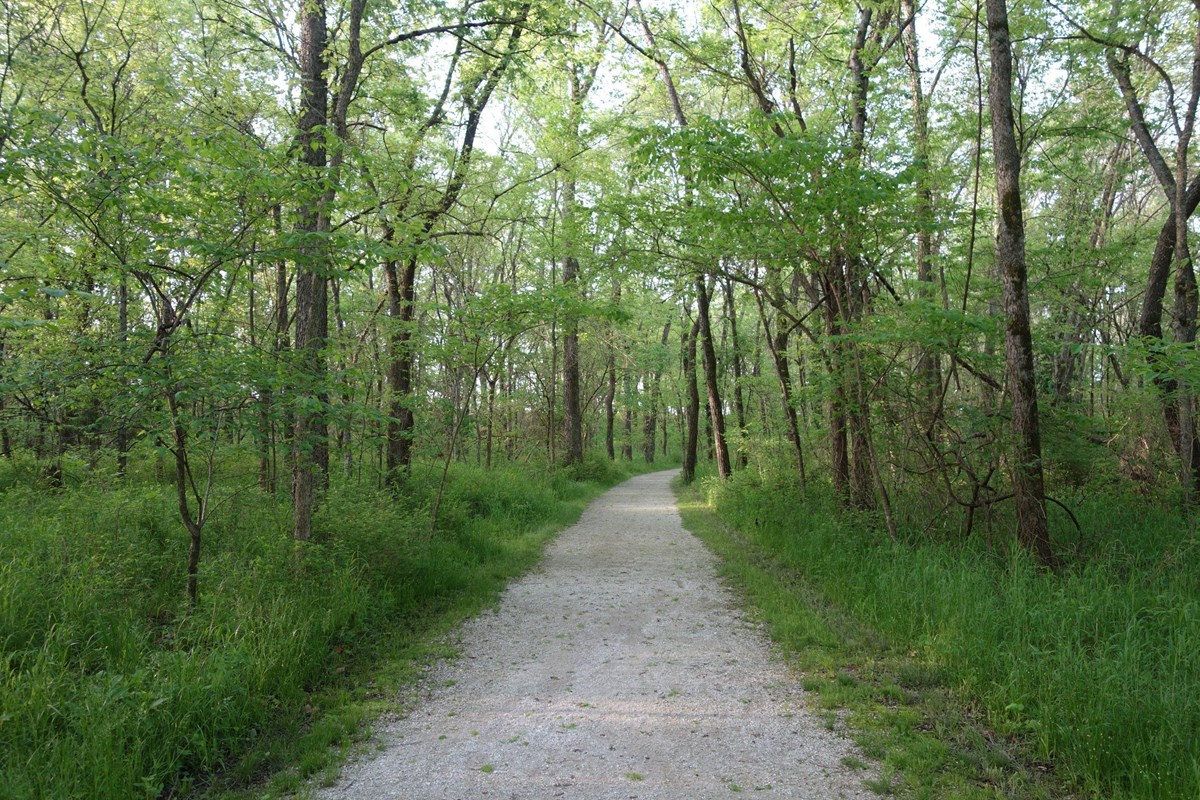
xmin=986 ymin=0 xmax=1054 ymax=564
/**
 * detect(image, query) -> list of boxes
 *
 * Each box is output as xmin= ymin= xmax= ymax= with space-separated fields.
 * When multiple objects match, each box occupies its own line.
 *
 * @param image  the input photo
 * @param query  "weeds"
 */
xmin=0 ymin=453 xmax=659 ymax=799
xmin=683 ymin=468 xmax=1200 ymax=800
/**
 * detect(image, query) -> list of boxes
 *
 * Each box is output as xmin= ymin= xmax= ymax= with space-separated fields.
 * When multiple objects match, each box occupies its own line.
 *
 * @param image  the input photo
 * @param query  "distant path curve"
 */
xmin=318 ymin=469 xmax=872 ymax=799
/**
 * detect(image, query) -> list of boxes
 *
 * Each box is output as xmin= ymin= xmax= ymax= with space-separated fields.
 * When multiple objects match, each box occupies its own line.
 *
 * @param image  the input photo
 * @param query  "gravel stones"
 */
xmin=317 ymin=469 xmax=874 ymax=800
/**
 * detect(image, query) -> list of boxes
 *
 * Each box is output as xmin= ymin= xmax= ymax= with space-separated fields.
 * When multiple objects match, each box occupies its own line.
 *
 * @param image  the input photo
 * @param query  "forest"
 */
xmin=1 ymin=0 xmax=1198 ymax=797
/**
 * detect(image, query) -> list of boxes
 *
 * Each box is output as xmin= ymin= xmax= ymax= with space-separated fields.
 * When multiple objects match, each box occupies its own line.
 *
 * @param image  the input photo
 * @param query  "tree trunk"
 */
xmin=986 ymin=0 xmax=1053 ymax=565
xmin=561 ymin=176 xmax=583 ymax=467
xmin=902 ymin=0 xmax=941 ymax=428
xmin=825 ymin=296 xmax=850 ymax=500
xmin=116 ymin=274 xmax=130 ymax=476
xmin=604 ymin=341 xmax=616 ymax=461
xmin=292 ymin=0 xmax=329 ymax=543
xmin=759 ymin=298 xmax=806 ymax=484
xmin=382 ymin=234 xmax=419 ymax=482
xmin=267 ymin=206 xmax=288 ymax=495
xmin=642 ymin=397 xmax=657 ymax=463
xmin=0 ymin=337 xmax=10 ymax=459
xmin=723 ymin=277 xmax=748 ymax=468
xmin=622 ymin=364 xmax=634 ymax=461
xmin=696 ymin=273 xmax=731 ymax=478
xmin=682 ymin=318 xmax=701 ymax=481
xmin=1139 ymin=179 xmax=1200 ymax=489
xmin=642 ymin=320 xmax=671 ymax=464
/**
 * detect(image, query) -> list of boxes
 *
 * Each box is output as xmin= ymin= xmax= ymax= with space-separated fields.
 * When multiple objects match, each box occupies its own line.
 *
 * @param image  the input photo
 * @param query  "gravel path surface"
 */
xmin=318 ymin=469 xmax=873 ymax=800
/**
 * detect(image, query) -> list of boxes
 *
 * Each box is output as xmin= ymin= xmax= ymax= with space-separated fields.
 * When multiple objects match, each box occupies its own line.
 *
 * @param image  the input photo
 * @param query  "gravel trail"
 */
xmin=318 ymin=469 xmax=873 ymax=800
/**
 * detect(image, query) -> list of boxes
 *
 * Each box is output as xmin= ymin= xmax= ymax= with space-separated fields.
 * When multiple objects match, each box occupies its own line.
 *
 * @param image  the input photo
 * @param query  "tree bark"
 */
xmin=723 ymin=276 xmax=748 ymax=467
xmin=116 ymin=273 xmax=130 ymax=476
xmin=986 ymin=0 xmax=1053 ymax=565
xmin=0 ymin=337 xmax=10 ymax=459
xmin=561 ymin=175 xmax=584 ymax=467
xmin=642 ymin=320 xmax=671 ymax=463
xmin=291 ymin=0 xmax=329 ymax=543
xmin=604 ymin=334 xmax=616 ymax=461
xmin=901 ymin=0 xmax=941 ymax=427
xmin=1139 ymin=178 xmax=1200 ymax=486
xmin=696 ymin=273 xmax=732 ymax=478
xmin=622 ymin=364 xmax=634 ymax=461
xmin=758 ymin=296 xmax=807 ymax=484
xmin=681 ymin=317 xmax=701 ymax=482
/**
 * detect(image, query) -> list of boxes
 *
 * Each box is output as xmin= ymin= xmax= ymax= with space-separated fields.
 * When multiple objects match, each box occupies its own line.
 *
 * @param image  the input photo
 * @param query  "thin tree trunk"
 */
xmin=758 ymin=296 xmax=806 ymax=484
xmin=825 ymin=296 xmax=850 ymax=500
xmin=561 ymin=175 xmax=583 ymax=467
xmin=622 ymin=364 xmax=634 ymax=461
xmin=604 ymin=342 xmax=616 ymax=461
xmin=116 ymin=274 xmax=130 ymax=476
xmin=986 ymin=0 xmax=1053 ymax=565
xmin=604 ymin=281 xmax=621 ymax=461
xmin=643 ymin=320 xmax=671 ymax=463
xmin=0 ymin=337 xmax=10 ymax=459
xmin=696 ymin=273 xmax=731 ymax=478
xmin=268 ymin=205 xmax=288 ymax=495
xmin=723 ymin=277 xmax=748 ymax=468
xmin=902 ymin=0 xmax=941 ymax=428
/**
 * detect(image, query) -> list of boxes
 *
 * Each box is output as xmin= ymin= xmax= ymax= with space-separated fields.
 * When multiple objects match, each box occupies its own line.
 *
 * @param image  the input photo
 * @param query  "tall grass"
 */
xmin=0 ymin=452 xmax=640 ymax=799
xmin=703 ymin=468 xmax=1200 ymax=800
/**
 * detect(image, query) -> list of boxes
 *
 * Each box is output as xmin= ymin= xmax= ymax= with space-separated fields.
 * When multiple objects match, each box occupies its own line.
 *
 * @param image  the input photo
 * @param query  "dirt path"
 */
xmin=318 ymin=470 xmax=873 ymax=799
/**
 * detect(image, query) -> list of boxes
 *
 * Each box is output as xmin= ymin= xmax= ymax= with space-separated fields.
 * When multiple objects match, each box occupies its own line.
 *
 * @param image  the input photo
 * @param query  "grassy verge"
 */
xmin=677 ymin=475 xmax=1074 ymax=800
xmin=0 ymin=452 xmax=668 ymax=799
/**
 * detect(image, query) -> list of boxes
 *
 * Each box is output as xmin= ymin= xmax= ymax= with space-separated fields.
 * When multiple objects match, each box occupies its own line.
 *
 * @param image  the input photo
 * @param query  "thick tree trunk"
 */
xmin=986 ymin=0 xmax=1053 ymax=565
xmin=381 ymin=237 xmax=418 ymax=482
xmin=292 ymin=0 xmax=329 ymax=543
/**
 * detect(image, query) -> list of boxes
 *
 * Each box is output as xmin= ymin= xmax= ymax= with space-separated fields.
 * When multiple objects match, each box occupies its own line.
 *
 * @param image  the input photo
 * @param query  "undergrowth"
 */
xmin=0 ymin=451 xmax=655 ymax=799
xmin=688 ymin=466 xmax=1200 ymax=800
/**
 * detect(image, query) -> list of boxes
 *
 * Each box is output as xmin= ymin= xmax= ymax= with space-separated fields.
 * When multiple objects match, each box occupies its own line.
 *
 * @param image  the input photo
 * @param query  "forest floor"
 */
xmin=313 ymin=469 xmax=873 ymax=799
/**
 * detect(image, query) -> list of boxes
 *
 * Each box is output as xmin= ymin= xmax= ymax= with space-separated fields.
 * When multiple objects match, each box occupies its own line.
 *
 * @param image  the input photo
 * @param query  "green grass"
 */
xmin=0 ymin=450 xmax=664 ymax=799
xmin=678 ymin=467 xmax=1200 ymax=800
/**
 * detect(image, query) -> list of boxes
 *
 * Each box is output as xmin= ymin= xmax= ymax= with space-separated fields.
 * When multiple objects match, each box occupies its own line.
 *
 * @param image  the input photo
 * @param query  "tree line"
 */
xmin=2 ymin=0 xmax=1199 ymax=596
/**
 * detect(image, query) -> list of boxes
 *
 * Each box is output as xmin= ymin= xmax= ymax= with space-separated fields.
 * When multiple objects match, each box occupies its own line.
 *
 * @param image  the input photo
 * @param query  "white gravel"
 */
xmin=317 ymin=469 xmax=874 ymax=799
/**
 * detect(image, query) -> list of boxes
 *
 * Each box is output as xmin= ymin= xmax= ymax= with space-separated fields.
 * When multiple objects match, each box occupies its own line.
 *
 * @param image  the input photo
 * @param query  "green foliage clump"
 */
xmin=702 ymin=469 xmax=1200 ymax=800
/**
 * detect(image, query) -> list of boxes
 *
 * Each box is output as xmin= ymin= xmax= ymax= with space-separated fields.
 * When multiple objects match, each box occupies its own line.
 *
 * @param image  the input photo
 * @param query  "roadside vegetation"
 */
xmin=0 ymin=449 xmax=647 ymax=799
xmin=679 ymin=464 xmax=1200 ymax=800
